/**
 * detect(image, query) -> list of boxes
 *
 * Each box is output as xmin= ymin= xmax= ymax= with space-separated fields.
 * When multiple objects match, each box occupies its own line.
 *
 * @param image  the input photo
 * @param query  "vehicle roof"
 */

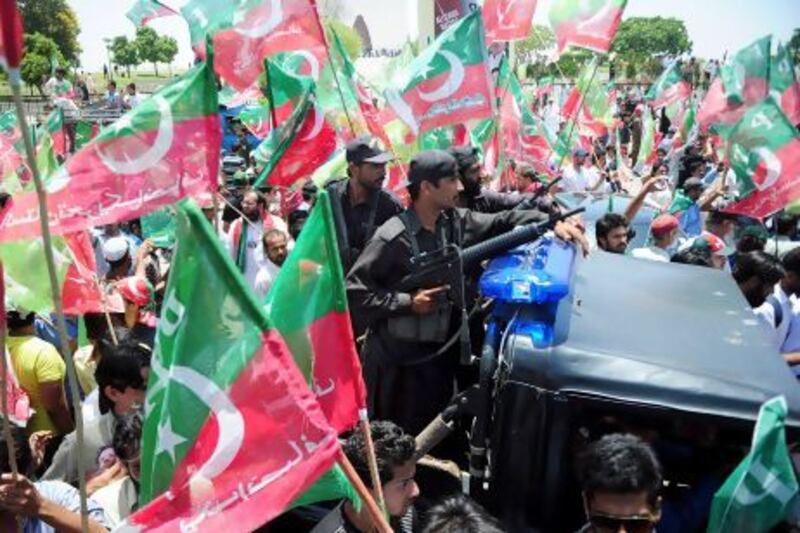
xmin=506 ymin=250 xmax=800 ymax=427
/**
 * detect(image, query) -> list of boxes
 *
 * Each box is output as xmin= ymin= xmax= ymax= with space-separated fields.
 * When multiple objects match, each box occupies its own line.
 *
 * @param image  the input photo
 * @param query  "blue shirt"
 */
xmin=23 ymin=481 xmax=109 ymax=533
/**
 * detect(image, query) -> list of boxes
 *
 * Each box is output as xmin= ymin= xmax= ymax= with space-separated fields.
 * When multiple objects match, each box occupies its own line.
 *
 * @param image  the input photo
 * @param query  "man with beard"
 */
xmin=733 ymin=251 xmax=785 ymax=308
xmin=226 ymin=189 xmax=289 ymax=294
xmin=595 ymin=213 xmax=630 ymax=254
xmin=326 ymin=135 xmax=402 ymax=272
xmin=254 ymin=229 xmax=289 ymax=300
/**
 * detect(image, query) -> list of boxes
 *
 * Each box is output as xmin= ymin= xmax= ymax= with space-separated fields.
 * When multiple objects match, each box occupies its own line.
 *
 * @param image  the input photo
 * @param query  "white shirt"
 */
xmin=561 ymin=165 xmax=601 ymax=193
xmin=254 ymin=258 xmax=282 ymax=300
xmin=91 ymin=476 xmax=137 ymax=528
xmin=631 ymin=246 xmax=671 ymax=263
xmin=123 ymin=93 xmax=141 ymax=109
xmin=754 ymin=284 xmax=793 ymax=351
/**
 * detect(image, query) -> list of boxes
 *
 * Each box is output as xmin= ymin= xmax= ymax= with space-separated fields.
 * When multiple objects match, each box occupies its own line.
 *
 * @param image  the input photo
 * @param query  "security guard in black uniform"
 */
xmin=450 ymin=145 xmax=560 ymax=216
xmin=326 ymin=135 xmax=403 ymax=273
xmin=346 ymin=150 xmax=585 ymax=441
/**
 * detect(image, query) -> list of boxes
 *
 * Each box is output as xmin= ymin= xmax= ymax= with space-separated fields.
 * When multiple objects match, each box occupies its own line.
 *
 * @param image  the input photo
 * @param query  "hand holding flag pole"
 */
xmin=1 ymin=3 xmax=90 ymax=531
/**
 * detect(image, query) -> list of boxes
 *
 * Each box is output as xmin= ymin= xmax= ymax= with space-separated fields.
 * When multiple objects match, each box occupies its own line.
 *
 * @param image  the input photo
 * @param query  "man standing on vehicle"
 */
xmin=346 ymin=150 xmax=586 ymax=439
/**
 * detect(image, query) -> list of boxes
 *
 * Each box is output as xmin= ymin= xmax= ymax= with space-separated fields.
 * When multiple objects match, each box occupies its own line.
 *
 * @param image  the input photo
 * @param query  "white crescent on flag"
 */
xmin=301 ymin=104 xmax=324 ymax=141
xmin=169 ymin=364 xmax=246 ymax=480
xmin=234 ymin=0 xmax=283 ymax=39
xmin=752 ymin=147 xmax=782 ymax=192
xmin=95 ymin=95 xmax=174 ymax=175
xmin=418 ymin=51 xmax=466 ymax=103
xmin=290 ymin=50 xmax=321 ymax=81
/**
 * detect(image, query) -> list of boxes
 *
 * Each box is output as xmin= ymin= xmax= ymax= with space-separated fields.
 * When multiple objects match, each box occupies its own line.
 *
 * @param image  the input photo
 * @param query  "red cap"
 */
xmin=115 ymin=277 xmax=154 ymax=307
xmin=650 ymin=214 xmax=679 ymax=236
xmin=699 ymin=231 xmax=735 ymax=256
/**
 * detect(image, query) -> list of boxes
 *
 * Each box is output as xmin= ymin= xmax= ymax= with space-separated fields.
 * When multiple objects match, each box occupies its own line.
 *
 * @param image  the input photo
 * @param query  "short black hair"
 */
xmin=7 ymin=310 xmax=35 ymax=330
xmin=732 ymin=251 xmax=785 ymax=286
xmin=776 ymin=213 xmax=797 ymax=236
xmin=577 ymin=433 xmax=662 ymax=506
xmin=671 ymin=247 xmax=713 ymax=267
xmin=96 ymin=340 xmax=151 ymax=414
xmin=113 ymin=409 xmax=143 ymax=462
xmin=0 ymin=422 xmax=33 ymax=475
xmin=422 ymin=495 xmax=505 ymax=533
xmin=343 ymin=420 xmax=415 ymax=490
xmin=783 ymin=247 xmax=800 ymax=276
xmin=595 ymin=213 xmax=628 ymax=242
xmin=108 ymin=80 xmax=117 ymax=89
xmin=127 ymin=83 xmax=136 ymax=91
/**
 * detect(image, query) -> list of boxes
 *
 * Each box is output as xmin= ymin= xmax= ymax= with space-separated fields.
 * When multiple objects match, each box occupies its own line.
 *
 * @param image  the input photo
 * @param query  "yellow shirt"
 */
xmin=7 ymin=335 xmax=66 ymax=434
xmin=73 ymin=345 xmax=97 ymax=396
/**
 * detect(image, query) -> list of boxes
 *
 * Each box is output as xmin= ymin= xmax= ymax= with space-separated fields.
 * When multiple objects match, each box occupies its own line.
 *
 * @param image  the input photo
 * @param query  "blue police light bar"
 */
xmin=479 ymin=237 xmax=577 ymax=305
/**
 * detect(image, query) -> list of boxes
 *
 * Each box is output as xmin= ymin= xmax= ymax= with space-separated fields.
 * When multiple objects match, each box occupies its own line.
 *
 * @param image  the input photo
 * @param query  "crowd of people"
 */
xmin=2 ymin=45 xmax=799 ymax=531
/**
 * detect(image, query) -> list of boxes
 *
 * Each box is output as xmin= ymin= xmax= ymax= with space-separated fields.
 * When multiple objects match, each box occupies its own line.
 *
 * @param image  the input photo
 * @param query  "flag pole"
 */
xmin=7 ymin=71 xmax=90 ymax=532
xmin=0 ymin=265 xmax=23 ymax=533
xmin=337 ymin=450 xmax=393 ymax=533
xmin=321 ymin=26 xmax=357 ymax=136
xmin=359 ymin=412 xmax=387 ymax=514
xmin=554 ymin=55 xmax=600 ymax=172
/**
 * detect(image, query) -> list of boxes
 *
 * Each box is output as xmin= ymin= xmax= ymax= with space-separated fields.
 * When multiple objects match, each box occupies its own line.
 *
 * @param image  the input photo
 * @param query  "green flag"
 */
xmin=707 ymin=396 xmax=799 ymax=533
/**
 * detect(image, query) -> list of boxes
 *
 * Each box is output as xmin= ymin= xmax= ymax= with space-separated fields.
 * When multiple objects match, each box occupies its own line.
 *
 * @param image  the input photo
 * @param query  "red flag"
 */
xmin=211 ymin=0 xmax=327 ymax=91
xmin=483 ymin=0 xmax=538 ymax=43
xmin=127 ymin=331 xmax=340 ymax=531
xmin=0 ymin=1 xmax=24 ymax=72
xmin=61 ymin=232 xmax=105 ymax=315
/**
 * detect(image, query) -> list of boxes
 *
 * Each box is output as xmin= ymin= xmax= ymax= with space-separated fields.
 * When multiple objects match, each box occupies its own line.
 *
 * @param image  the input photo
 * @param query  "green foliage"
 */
xmin=324 ymin=19 xmax=363 ymax=61
xmin=788 ymin=28 xmax=800 ymax=66
xmin=515 ymin=25 xmax=556 ymax=80
xmin=18 ymin=0 xmax=81 ymax=63
xmin=610 ymin=17 xmax=692 ymax=80
xmin=20 ymin=33 xmax=67 ymax=94
xmin=134 ymin=27 xmax=177 ymax=76
xmin=111 ymin=36 xmax=140 ymax=77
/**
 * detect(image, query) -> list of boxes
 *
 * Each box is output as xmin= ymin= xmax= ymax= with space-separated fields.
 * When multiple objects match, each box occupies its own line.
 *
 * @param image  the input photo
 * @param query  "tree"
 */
xmin=514 ymin=24 xmax=556 ymax=72
xmin=788 ymin=28 xmax=800 ymax=66
xmin=610 ymin=17 xmax=692 ymax=80
xmin=20 ymin=33 xmax=67 ymax=94
xmin=18 ymin=0 xmax=81 ymax=63
xmin=324 ymin=19 xmax=363 ymax=60
xmin=155 ymin=35 xmax=178 ymax=74
xmin=111 ymin=36 xmax=140 ymax=78
xmin=134 ymin=26 xmax=176 ymax=76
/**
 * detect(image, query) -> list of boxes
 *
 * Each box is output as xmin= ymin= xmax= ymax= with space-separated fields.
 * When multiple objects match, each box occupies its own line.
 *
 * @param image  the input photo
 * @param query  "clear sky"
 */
xmin=68 ymin=0 xmax=798 ymax=72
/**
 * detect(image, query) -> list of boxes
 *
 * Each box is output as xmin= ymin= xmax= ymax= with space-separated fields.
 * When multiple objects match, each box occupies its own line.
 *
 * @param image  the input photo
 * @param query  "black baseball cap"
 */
xmin=448 ymin=145 xmax=480 ymax=172
xmin=408 ymin=150 xmax=458 ymax=185
xmin=345 ymin=135 xmax=393 ymax=164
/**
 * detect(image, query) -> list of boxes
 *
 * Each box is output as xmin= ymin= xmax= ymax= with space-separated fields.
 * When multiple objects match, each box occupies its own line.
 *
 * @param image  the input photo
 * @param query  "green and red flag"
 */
xmin=132 ymin=200 xmax=340 ymax=530
xmin=561 ymin=58 xmax=613 ymax=138
xmin=646 ymin=61 xmax=692 ymax=109
xmin=126 ymin=0 xmax=179 ymax=27
xmin=722 ymin=98 xmax=800 ymax=219
xmin=698 ymin=36 xmax=771 ymax=135
xmin=385 ymin=10 xmax=494 ymax=136
xmin=74 ymin=120 xmax=100 ymax=151
xmin=770 ymin=43 xmax=800 ymax=126
xmin=671 ymin=101 xmax=697 ymax=151
xmin=0 ymin=110 xmax=24 ymax=181
xmin=266 ymin=189 xmax=366 ymax=432
xmin=0 ymin=231 xmax=104 ymax=315
xmin=707 ymin=396 xmax=799 ymax=533
xmin=483 ymin=0 xmax=538 ymax=43
xmin=0 ymin=59 xmax=221 ymax=241
xmin=0 ymin=1 xmax=23 ymax=74
xmin=635 ymin=105 xmax=657 ymax=170
xmin=183 ymin=0 xmax=327 ymax=91
xmin=42 ymin=109 xmax=67 ymax=159
xmin=548 ymin=0 xmax=627 ymax=56
xmin=266 ymin=57 xmax=313 ymax=124
xmin=239 ymin=103 xmax=272 ymax=139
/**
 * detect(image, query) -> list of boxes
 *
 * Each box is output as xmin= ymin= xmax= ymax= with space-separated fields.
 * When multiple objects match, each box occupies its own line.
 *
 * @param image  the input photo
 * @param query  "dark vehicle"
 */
xmin=463 ymin=239 xmax=800 ymax=532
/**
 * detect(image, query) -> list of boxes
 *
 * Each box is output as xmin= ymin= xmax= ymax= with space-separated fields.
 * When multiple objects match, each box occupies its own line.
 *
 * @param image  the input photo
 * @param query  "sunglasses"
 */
xmin=589 ymin=512 xmax=657 ymax=533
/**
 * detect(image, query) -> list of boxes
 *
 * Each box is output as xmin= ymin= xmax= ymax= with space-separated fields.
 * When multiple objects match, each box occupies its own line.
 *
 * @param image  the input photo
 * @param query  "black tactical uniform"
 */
xmin=346 ymin=151 xmax=549 ymax=437
xmin=326 ymin=136 xmax=402 ymax=273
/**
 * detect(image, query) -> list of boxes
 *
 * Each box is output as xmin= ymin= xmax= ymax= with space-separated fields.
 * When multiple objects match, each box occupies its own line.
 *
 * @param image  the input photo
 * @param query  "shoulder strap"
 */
xmin=767 ymin=294 xmax=784 ymax=329
xmin=364 ymin=190 xmax=381 ymax=241
xmin=328 ymin=181 xmax=352 ymax=264
xmin=398 ymin=211 xmax=421 ymax=259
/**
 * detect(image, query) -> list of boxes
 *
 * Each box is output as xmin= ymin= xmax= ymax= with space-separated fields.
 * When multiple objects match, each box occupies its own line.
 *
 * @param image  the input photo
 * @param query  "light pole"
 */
xmin=103 ymin=37 xmax=113 ymax=81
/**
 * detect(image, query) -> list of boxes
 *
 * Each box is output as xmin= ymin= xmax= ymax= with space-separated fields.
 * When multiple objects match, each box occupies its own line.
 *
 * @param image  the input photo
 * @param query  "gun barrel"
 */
xmin=461 ymin=207 xmax=585 ymax=267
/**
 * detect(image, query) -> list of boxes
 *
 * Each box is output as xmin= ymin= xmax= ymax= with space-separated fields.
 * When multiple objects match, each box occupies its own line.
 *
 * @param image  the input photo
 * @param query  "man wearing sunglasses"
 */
xmin=576 ymin=433 xmax=662 ymax=533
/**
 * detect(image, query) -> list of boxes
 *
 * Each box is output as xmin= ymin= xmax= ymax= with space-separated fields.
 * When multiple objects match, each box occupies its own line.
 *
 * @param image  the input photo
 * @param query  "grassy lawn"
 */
xmin=0 ymin=66 xmax=188 ymax=97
